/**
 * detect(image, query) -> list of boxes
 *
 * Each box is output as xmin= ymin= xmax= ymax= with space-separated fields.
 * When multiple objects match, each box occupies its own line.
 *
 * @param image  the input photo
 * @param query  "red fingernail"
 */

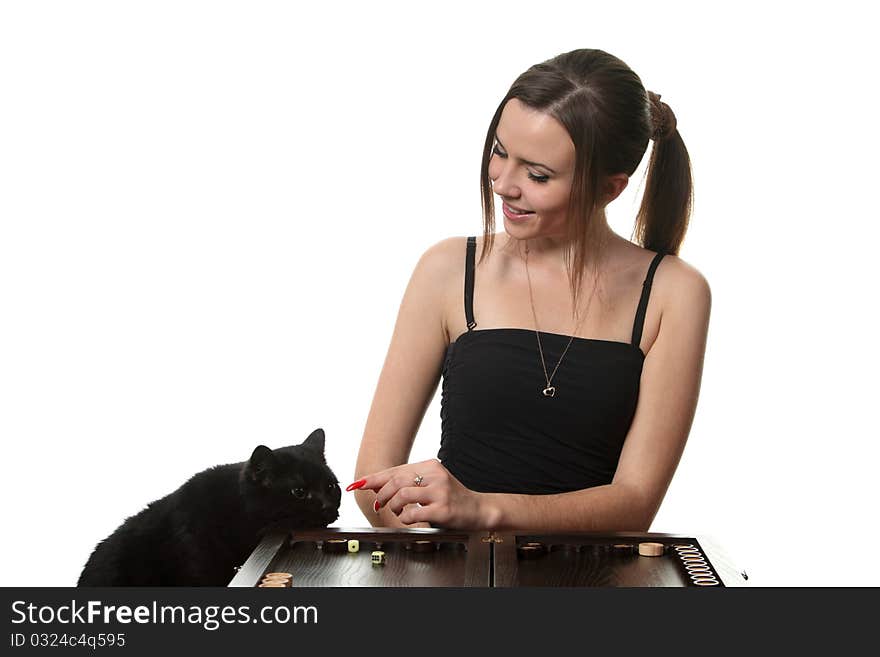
xmin=346 ymin=478 xmax=367 ymax=492
xmin=373 ymin=500 xmax=380 ymax=513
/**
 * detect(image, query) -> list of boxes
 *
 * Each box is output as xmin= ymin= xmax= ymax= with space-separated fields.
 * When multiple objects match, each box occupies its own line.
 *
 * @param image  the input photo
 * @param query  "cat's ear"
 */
xmin=246 ymin=445 xmax=276 ymax=485
xmin=302 ymin=428 xmax=326 ymax=462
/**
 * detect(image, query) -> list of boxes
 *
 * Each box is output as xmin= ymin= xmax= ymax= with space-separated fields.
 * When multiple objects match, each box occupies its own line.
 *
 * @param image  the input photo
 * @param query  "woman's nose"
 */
xmin=490 ymin=167 xmax=519 ymax=199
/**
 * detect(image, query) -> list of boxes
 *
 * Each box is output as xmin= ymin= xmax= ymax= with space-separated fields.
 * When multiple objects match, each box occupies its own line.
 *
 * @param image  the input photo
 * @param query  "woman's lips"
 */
xmin=503 ymin=201 xmax=532 ymax=213
xmin=503 ymin=202 xmax=535 ymax=219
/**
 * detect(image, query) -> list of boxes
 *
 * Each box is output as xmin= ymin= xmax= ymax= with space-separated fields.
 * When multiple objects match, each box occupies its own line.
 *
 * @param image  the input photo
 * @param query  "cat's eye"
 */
xmin=291 ymin=488 xmax=306 ymax=499
xmin=327 ymin=483 xmax=338 ymax=491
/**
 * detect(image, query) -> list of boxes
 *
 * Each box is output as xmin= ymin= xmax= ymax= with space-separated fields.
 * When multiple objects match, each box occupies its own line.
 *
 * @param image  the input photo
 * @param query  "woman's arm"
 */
xmin=352 ymin=237 xmax=460 ymax=527
xmin=356 ymin=258 xmax=712 ymax=532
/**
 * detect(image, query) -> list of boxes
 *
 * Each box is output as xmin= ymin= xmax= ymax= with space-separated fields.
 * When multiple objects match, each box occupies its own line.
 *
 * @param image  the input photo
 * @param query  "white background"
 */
xmin=1 ymin=1 xmax=877 ymax=587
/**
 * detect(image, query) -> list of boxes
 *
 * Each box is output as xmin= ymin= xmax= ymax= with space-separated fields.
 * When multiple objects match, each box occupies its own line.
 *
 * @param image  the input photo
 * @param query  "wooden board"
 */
xmin=228 ymin=528 xmax=747 ymax=588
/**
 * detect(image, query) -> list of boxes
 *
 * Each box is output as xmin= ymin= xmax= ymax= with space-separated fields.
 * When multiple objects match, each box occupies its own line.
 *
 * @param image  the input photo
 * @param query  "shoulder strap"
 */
xmin=631 ymin=251 xmax=666 ymax=348
xmin=464 ymin=236 xmax=477 ymax=330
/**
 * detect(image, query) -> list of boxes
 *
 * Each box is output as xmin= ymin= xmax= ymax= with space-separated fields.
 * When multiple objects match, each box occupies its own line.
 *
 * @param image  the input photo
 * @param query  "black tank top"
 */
xmin=438 ymin=236 xmax=665 ymax=495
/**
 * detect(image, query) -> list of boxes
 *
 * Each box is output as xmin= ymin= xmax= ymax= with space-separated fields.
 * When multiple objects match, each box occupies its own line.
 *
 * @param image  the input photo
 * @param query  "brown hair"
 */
xmin=478 ymin=48 xmax=693 ymax=312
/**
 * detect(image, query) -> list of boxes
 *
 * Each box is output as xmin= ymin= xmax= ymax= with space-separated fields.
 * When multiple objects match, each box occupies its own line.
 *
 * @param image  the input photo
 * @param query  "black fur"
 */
xmin=77 ymin=428 xmax=340 ymax=586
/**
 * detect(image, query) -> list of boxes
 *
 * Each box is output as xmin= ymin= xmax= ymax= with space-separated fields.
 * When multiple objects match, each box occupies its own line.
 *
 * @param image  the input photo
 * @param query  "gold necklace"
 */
xmin=524 ymin=243 xmax=596 ymax=398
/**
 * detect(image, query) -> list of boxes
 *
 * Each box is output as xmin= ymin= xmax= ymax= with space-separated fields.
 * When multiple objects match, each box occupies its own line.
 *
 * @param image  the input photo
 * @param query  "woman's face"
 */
xmin=488 ymin=98 xmax=576 ymax=240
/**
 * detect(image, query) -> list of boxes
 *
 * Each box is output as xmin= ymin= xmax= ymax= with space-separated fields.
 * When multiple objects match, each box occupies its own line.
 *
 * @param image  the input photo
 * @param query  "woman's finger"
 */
xmin=385 ymin=484 xmax=432 ymax=515
xmin=345 ymin=467 xmax=398 ymax=493
xmin=374 ymin=470 xmax=424 ymax=510
xmin=399 ymin=503 xmax=430 ymax=526
xmin=346 ymin=459 xmax=437 ymax=493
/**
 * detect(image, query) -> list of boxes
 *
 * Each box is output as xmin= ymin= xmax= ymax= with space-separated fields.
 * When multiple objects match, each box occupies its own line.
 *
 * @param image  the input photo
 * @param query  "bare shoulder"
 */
xmin=409 ymin=236 xmax=469 ymax=298
xmin=415 ymin=235 xmax=469 ymax=273
xmin=655 ymin=252 xmax=711 ymax=309
xmin=648 ymin=253 xmax=711 ymax=351
xmin=408 ymin=236 xmax=471 ymax=342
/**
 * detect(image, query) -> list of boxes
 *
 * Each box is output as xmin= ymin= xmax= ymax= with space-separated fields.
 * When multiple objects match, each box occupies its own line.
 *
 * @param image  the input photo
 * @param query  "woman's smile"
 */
xmin=502 ymin=201 xmax=536 ymax=220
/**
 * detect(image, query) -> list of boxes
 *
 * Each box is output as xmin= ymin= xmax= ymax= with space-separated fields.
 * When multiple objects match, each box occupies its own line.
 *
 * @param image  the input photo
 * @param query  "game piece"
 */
xmin=258 ymin=581 xmax=288 ymax=587
xmin=691 ymin=576 xmax=719 ymax=586
xmin=517 ymin=543 xmax=545 ymax=559
xmin=637 ymin=542 xmax=665 ymax=557
xmin=410 ymin=540 xmax=436 ymax=553
xmin=348 ymin=540 xmax=360 ymax=553
xmin=371 ymin=550 xmax=386 ymax=565
xmin=323 ymin=538 xmax=348 ymax=553
xmin=260 ymin=572 xmax=293 ymax=587
xmin=263 ymin=571 xmax=293 ymax=580
xmin=686 ymin=567 xmax=711 ymax=575
xmin=613 ymin=543 xmax=635 ymax=555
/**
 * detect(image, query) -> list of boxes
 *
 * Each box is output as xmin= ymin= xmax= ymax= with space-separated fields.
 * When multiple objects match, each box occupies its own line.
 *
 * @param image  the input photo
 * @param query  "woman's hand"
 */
xmin=346 ymin=459 xmax=491 ymax=529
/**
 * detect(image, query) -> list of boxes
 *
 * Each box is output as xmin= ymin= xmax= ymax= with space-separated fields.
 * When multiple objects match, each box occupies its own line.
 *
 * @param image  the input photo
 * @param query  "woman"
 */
xmin=346 ymin=48 xmax=711 ymax=532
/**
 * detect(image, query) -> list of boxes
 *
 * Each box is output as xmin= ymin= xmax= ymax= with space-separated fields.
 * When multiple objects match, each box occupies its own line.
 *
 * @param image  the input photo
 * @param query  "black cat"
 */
xmin=77 ymin=428 xmax=340 ymax=586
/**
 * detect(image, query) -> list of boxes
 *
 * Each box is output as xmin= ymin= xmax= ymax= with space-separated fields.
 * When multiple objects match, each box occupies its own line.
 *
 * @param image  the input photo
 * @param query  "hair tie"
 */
xmin=648 ymin=90 xmax=677 ymax=141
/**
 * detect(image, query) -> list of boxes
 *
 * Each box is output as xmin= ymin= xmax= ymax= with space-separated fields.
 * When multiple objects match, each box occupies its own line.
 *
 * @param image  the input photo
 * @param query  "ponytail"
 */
xmin=634 ymin=91 xmax=694 ymax=256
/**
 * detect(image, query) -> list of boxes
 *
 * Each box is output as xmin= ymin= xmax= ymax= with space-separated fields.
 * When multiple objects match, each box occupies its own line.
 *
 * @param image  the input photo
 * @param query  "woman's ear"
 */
xmin=602 ymin=173 xmax=629 ymax=205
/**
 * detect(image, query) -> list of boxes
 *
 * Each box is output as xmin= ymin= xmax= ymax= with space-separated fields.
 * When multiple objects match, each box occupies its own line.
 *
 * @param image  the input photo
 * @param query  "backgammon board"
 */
xmin=229 ymin=528 xmax=746 ymax=587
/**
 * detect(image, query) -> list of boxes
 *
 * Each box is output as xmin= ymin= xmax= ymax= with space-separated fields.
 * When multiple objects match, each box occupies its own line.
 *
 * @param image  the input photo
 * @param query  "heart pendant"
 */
xmin=542 ymin=386 xmax=556 ymax=397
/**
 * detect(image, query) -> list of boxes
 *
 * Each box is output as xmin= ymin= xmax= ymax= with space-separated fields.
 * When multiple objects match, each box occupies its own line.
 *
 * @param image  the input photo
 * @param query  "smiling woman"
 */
xmin=350 ymin=48 xmax=708 ymax=534
xmin=489 ymin=99 xmax=584 ymax=232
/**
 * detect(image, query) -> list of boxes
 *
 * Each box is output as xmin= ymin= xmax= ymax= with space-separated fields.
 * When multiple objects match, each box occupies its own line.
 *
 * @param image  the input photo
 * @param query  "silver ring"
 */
xmin=413 ymin=474 xmax=424 ymax=487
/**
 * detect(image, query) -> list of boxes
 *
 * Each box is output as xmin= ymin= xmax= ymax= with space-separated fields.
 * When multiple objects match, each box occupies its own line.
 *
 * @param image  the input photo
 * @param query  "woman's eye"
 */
xmin=291 ymin=488 xmax=306 ymax=499
xmin=491 ymin=145 xmax=549 ymax=183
